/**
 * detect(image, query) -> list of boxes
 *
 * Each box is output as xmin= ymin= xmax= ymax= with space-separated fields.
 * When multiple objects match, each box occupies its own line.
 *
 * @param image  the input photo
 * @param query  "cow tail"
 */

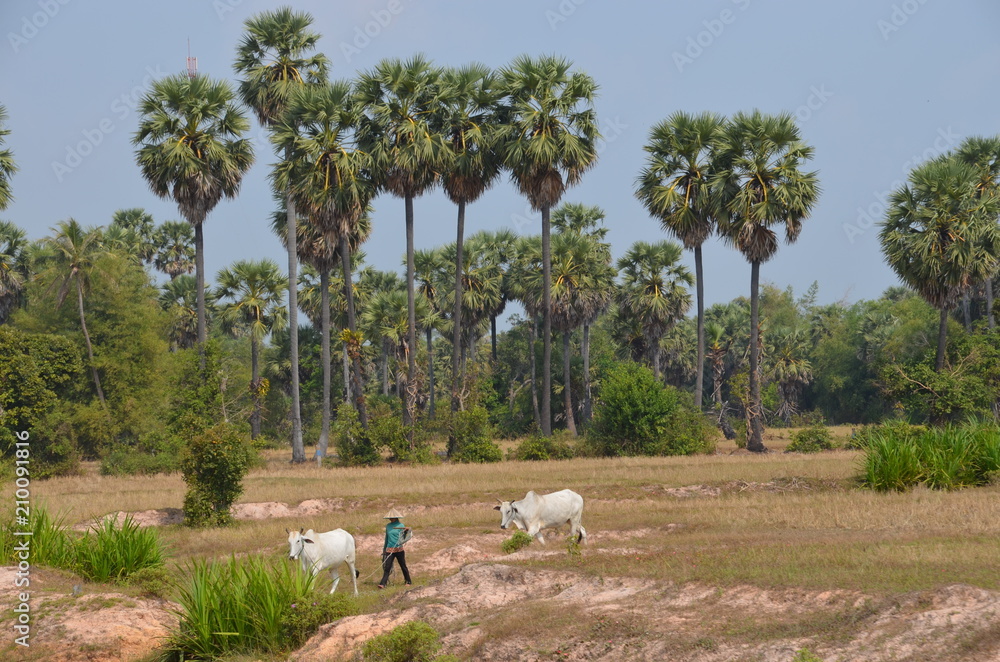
xmin=577 ymin=530 xmax=583 ymax=544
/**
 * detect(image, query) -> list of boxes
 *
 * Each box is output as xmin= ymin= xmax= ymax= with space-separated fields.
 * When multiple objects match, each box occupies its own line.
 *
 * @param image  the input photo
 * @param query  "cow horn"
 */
xmin=284 ymin=528 xmax=289 ymax=534
xmin=299 ymin=527 xmax=304 ymax=534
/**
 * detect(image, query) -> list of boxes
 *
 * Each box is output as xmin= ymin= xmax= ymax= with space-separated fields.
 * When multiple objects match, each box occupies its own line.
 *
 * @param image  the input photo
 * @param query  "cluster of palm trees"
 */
xmin=128 ymin=7 xmax=601 ymax=459
xmin=635 ymin=110 xmax=819 ymax=452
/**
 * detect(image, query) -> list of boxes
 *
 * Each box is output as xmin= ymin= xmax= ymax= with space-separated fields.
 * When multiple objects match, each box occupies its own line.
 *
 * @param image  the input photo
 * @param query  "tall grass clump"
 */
xmin=74 ymin=515 xmax=165 ymax=583
xmin=163 ymin=555 xmax=357 ymax=660
xmin=861 ymin=420 xmax=1000 ymax=491
xmin=0 ymin=505 xmax=75 ymax=568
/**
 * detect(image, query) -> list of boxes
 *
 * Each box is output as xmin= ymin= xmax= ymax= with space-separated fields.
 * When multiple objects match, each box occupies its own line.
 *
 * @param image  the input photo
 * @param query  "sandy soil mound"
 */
xmin=73 ymin=498 xmax=347 ymax=531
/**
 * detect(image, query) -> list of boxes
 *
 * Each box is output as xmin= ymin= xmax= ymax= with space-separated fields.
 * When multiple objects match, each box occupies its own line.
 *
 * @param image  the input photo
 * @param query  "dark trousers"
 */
xmin=379 ymin=551 xmax=411 ymax=586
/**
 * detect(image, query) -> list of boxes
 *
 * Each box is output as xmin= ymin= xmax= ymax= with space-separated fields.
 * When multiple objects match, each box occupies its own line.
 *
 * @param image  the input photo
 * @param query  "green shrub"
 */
xmin=588 ymin=362 xmax=713 ymax=457
xmin=281 ymin=592 xmax=356 ymax=646
xmin=862 ymin=434 xmax=923 ymax=491
xmin=101 ymin=430 xmax=183 ymax=476
xmin=74 ymin=514 xmax=165 ymax=583
xmin=127 ymin=565 xmax=176 ymax=598
xmin=792 ymin=649 xmax=825 ymax=662
xmin=786 ymin=424 xmax=834 ymax=453
xmin=0 ymin=505 xmax=75 ymax=569
xmin=180 ymin=422 xmax=255 ymax=527
xmin=449 ymin=407 xmax=502 ymax=463
xmin=163 ymin=554 xmax=347 ymax=660
xmin=509 ymin=432 xmax=576 ymax=461
xmin=361 ymin=620 xmax=454 ymax=662
xmin=501 ymin=530 xmax=534 ymax=554
xmin=332 ymin=403 xmax=381 ymax=467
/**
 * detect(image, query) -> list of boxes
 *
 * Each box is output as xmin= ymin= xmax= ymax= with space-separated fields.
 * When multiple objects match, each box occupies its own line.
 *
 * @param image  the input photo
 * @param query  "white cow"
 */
xmin=493 ymin=489 xmax=587 ymax=544
xmin=286 ymin=528 xmax=359 ymax=595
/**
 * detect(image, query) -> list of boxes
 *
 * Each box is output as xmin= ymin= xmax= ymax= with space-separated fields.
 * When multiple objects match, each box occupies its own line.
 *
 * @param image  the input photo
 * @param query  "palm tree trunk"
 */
xmin=342 ymin=345 xmax=350 ymax=403
xmin=747 ymin=260 xmax=766 ymax=453
xmin=530 ymin=315 xmax=540 ymax=426
xmin=381 ymin=344 xmax=389 ymax=396
xmin=491 ymin=316 xmax=498 ymax=361
xmin=694 ymin=245 xmax=705 ymax=410
xmin=76 ymin=278 xmax=106 ymax=408
xmin=961 ymin=293 xmax=972 ymax=332
xmin=340 ymin=236 xmax=368 ymax=429
xmin=563 ymin=330 xmax=577 ymax=436
xmin=987 ymin=278 xmax=996 ymax=330
xmin=250 ymin=336 xmax=261 ymax=439
xmin=426 ymin=326 xmax=435 ymax=419
xmin=541 ymin=205 xmax=553 ymax=436
xmin=404 ymin=195 xmax=417 ymax=442
xmin=194 ymin=222 xmax=206 ymax=372
xmin=451 ymin=199 xmax=466 ymax=414
xmin=652 ymin=344 xmax=662 ymax=382
xmin=317 ymin=269 xmax=331 ymax=460
xmin=582 ymin=323 xmax=592 ymax=425
xmin=285 ymin=191 xmax=305 ymax=463
xmin=935 ymin=306 xmax=948 ymax=372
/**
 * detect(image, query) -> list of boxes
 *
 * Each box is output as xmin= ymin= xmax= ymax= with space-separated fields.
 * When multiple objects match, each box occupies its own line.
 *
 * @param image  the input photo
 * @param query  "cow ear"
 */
xmin=302 ymin=537 xmax=314 ymax=544
xmin=492 ymin=504 xmax=501 ymax=510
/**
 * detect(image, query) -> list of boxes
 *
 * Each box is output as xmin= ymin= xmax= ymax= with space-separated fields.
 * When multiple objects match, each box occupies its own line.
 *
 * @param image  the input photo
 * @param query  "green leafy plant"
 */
xmin=361 ymin=620 xmax=456 ymax=662
xmin=74 ymin=514 xmax=165 ymax=583
xmin=281 ymin=592 xmax=357 ymax=647
xmin=501 ymin=530 xmax=534 ymax=554
xmin=332 ymin=403 xmax=381 ymax=467
xmin=786 ymin=423 xmax=834 ymax=453
xmin=0 ymin=504 xmax=75 ymax=568
xmin=180 ymin=422 xmax=255 ymax=527
xmin=127 ymin=565 xmax=176 ymax=598
xmin=509 ymin=432 xmax=576 ymax=461
xmin=449 ymin=407 xmax=502 ymax=463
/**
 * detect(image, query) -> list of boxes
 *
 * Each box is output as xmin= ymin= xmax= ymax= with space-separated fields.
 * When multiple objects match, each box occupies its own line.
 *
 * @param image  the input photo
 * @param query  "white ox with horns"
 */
xmin=494 ymin=489 xmax=587 ymax=544
xmin=286 ymin=528 xmax=359 ymax=595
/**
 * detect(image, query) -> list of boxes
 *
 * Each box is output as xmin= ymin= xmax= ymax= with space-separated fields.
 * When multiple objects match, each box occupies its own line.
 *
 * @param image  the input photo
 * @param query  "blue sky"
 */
xmin=2 ymin=0 xmax=999 ymax=327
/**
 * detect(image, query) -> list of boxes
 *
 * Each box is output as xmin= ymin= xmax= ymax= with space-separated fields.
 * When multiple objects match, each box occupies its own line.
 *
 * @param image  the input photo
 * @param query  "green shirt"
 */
xmin=383 ymin=520 xmax=406 ymax=552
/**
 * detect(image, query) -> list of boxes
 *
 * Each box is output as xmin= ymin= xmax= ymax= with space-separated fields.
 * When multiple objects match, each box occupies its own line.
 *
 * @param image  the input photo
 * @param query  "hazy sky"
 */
xmin=3 ymin=0 xmax=999 ymax=327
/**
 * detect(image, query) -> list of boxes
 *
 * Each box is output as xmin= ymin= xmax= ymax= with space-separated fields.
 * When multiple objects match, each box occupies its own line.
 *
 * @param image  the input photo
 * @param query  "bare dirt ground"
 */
xmin=7 ymin=489 xmax=1000 ymax=662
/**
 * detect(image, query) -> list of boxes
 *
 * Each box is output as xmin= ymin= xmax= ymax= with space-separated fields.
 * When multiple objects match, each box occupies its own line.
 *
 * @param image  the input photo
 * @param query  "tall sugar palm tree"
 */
xmin=438 ymin=63 xmax=504 ymax=412
xmin=216 ymin=259 xmax=288 ymax=439
xmin=500 ymin=54 xmax=600 ymax=436
xmin=108 ymin=208 xmax=156 ymax=264
xmin=272 ymin=81 xmax=377 ymax=434
xmin=879 ymin=156 xmax=1000 ymax=372
xmin=152 ymin=221 xmax=195 ymax=281
xmin=616 ymin=240 xmax=693 ymax=381
xmin=636 ymin=111 xmax=726 ymax=410
xmin=955 ymin=135 xmax=1000 ymax=329
xmin=38 ymin=220 xmax=110 ymax=406
xmin=0 ymin=220 xmax=29 ymax=324
xmin=133 ymin=73 xmax=254 ymax=369
xmin=0 ymin=105 xmax=16 ymax=211
xmin=234 ymin=6 xmax=329 ymax=461
xmin=414 ymin=247 xmax=447 ymax=418
xmin=715 ymin=110 xmax=819 ymax=452
xmin=357 ymin=54 xmax=451 ymax=430
xmin=159 ymin=274 xmax=206 ymax=351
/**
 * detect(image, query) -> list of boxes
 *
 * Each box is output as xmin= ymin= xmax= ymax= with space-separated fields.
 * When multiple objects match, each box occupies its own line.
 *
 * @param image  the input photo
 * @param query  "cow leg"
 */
xmin=329 ymin=570 xmax=340 ymax=594
xmin=346 ymin=560 xmax=358 ymax=596
xmin=530 ymin=526 xmax=546 ymax=544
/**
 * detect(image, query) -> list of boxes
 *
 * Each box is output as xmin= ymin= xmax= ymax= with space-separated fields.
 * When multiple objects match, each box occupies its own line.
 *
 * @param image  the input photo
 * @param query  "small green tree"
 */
xmin=449 ymin=406 xmax=501 ymax=463
xmin=181 ymin=422 xmax=255 ymax=527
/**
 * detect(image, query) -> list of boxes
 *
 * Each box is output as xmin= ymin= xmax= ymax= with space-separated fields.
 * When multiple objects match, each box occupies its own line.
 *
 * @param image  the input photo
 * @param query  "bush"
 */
xmin=367 ymin=402 xmax=435 ymax=464
xmin=101 ymin=430 xmax=183 ymax=476
xmin=75 ymin=514 xmax=165 ymax=583
xmin=588 ymin=362 xmax=713 ymax=457
xmin=0 ymin=505 xmax=75 ymax=569
xmin=501 ymin=530 xmax=534 ymax=554
xmin=180 ymin=422 xmax=255 ymax=527
xmin=449 ymin=407 xmax=501 ymax=463
xmin=786 ymin=424 xmax=834 ymax=453
xmin=509 ymin=432 xmax=576 ymax=461
xmin=127 ymin=565 xmax=175 ymax=598
xmin=332 ymin=403 xmax=381 ymax=467
xmin=361 ymin=620 xmax=456 ymax=662
xmin=163 ymin=555 xmax=354 ymax=660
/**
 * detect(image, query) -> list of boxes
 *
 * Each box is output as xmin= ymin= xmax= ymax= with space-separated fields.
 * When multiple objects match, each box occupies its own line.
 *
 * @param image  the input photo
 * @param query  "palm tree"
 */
xmin=152 ymin=221 xmax=195 ymax=281
xmin=159 ymin=274 xmax=206 ymax=350
xmin=879 ymin=156 xmax=1000 ymax=372
xmin=414 ymin=248 xmax=447 ymax=418
xmin=955 ymin=135 xmax=1000 ymax=329
xmin=357 ymin=54 xmax=451 ymax=431
xmin=472 ymin=228 xmax=519 ymax=361
xmin=38 ymin=220 xmax=110 ymax=406
xmin=550 ymin=203 xmax=614 ymax=424
xmin=500 ymin=55 xmax=600 ymax=436
xmin=438 ymin=63 xmax=505 ymax=411
xmin=216 ymin=259 xmax=288 ymax=439
xmin=0 ymin=220 xmax=29 ymax=324
xmin=133 ymin=73 xmax=254 ymax=369
xmin=107 ymin=208 xmax=156 ymax=264
xmin=715 ymin=110 xmax=819 ymax=452
xmin=271 ymin=81 xmax=378 ymax=435
xmin=616 ymin=240 xmax=694 ymax=381
xmin=769 ymin=326 xmax=813 ymax=424
xmin=234 ymin=6 xmax=329 ymax=461
xmin=636 ymin=111 xmax=726 ymax=410
xmin=0 ymin=105 xmax=16 ymax=211
xmin=705 ymin=321 xmax=728 ymax=406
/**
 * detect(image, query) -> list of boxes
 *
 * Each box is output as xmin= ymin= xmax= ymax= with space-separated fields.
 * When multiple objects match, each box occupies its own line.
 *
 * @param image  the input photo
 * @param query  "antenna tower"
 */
xmin=186 ymin=38 xmax=198 ymax=79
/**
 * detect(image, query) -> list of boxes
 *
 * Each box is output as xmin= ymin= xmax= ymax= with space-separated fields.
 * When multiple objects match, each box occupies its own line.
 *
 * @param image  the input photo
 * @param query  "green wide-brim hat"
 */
xmin=384 ymin=508 xmax=404 ymax=519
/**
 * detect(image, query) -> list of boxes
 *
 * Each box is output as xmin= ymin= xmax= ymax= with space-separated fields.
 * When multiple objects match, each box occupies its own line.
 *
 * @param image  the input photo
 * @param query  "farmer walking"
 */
xmin=378 ymin=508 xmax=412 ymax=588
